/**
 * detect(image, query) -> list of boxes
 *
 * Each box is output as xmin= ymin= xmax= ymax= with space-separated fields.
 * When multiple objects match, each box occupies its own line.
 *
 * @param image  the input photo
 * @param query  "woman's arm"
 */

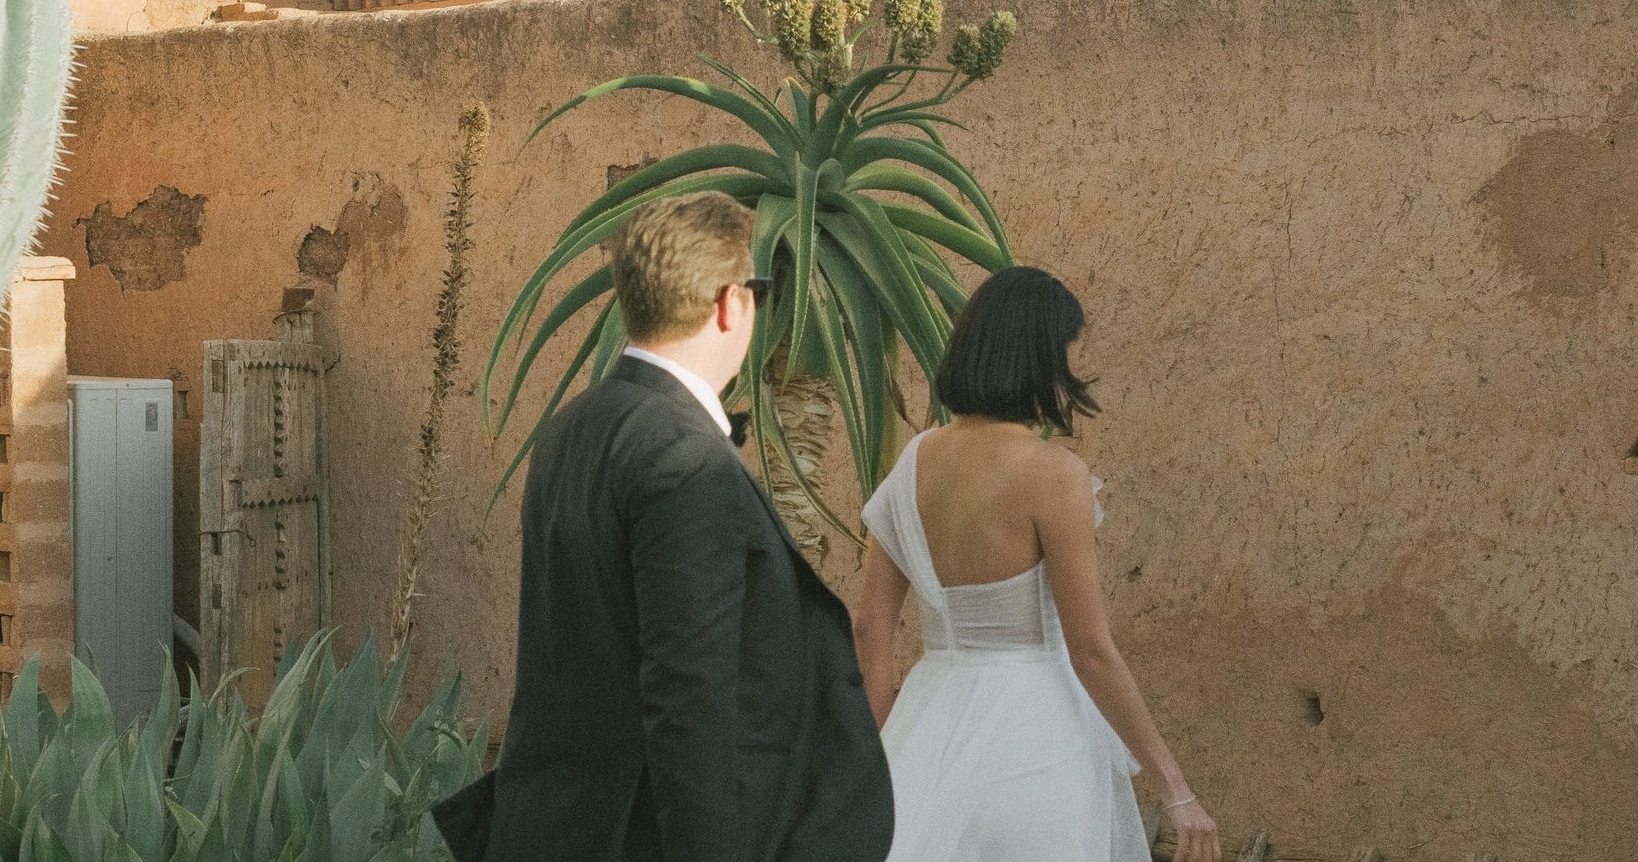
xmin=1034 ymin=451 xmax=1220 ymax=862
xmin=853 ymin=537 xmax=911 ymax=728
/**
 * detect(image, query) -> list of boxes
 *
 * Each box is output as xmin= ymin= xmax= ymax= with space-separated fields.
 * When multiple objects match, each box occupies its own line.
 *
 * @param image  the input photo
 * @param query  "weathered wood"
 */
xmin=1149 ymin=823 xmax=1358 ymax=862
xmin=1347 ymin=848 xmax=1385 ymax=862
xmin=200 ymin=338 xmax=328 ymax=709
xmin=1149 ymin=827 xmax=1277 ymax=862
xmin=1144 ymin=804 xmax=1164 ymax=852
xmin=1238 ymin=828 xmax=1272 ymax=862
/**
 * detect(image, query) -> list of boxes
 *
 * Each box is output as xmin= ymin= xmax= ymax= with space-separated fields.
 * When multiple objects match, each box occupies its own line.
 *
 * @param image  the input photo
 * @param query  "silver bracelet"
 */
xmin=1162 ymin=795 xmax=1197 ymax=812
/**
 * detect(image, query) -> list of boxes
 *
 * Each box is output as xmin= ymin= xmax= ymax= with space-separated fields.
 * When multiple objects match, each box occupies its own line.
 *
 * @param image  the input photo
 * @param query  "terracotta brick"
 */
xmin=12 ymin=462 xmax=69 ymax=483
xmin=17 ymin=521 xmax=70 ymax=545
xmin=11 ymin=403 xmax=67 ymax=429
xmin=10 ymin=429 xmax=68 ymax=467
xmin=16 ymin=603 xmax=71 ymax=642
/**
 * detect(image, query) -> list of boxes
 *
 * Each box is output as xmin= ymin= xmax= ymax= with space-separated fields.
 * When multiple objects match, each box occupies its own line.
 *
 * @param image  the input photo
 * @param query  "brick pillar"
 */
xmin=3 ymin=256 xmax=74 ymax=704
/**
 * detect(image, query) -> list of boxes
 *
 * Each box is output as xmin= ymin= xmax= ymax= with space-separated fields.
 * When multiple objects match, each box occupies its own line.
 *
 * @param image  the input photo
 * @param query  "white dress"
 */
xmin=861 ymin=431 xmax=1151 ymax=862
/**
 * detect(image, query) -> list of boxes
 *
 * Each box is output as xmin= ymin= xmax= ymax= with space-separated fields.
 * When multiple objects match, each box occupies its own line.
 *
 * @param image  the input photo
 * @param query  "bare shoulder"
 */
xmin=1018 ymin=441 xmax=1100 ymax=549
xmin=990 ymin=437 xmax=1090 ymax=521
xmin=1018 ymin=436 xmax=1092 ymax=485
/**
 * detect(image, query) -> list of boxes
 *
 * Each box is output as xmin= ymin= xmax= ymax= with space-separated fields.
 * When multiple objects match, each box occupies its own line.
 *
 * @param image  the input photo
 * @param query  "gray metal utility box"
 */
xmin=68 ymin=376 xmax=173 ymax=727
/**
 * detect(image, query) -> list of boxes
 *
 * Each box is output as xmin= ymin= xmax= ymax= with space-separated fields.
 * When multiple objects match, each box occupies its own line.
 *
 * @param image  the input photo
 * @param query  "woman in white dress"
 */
xmin=854 ymin=266 xmax=1220 ymax=862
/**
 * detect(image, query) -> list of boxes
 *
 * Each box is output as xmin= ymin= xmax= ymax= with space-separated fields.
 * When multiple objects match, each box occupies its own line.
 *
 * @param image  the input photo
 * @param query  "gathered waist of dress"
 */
xmin=918 ymin=645 xmax=1061 ymax=667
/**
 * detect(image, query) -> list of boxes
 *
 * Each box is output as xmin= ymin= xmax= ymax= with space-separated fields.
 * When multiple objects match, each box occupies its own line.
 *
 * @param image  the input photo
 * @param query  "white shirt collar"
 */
xmin=622 ymin=346 xmax=733 ymax=437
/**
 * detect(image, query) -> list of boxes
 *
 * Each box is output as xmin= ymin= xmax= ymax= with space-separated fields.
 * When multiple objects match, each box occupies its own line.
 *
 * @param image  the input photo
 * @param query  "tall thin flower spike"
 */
xmin=391 ymin=103 xmax=491 ymax=664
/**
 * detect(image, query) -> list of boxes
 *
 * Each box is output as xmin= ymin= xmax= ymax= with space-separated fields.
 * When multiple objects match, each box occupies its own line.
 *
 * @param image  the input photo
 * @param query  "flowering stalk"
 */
xmin=391 ymin=104 xmax=490 ymax=663
xmin=718 ymin=0 xmax=1011 ymax=95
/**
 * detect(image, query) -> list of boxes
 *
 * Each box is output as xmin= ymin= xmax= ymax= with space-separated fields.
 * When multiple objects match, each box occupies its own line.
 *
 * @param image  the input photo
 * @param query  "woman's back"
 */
xmin=861 ymin=422 xmax=1149 ymax=862
xmin=915 ymin=418 xmax=1075 ymax=588
xmin=854 ymin=263 xmax=1218 ymax=862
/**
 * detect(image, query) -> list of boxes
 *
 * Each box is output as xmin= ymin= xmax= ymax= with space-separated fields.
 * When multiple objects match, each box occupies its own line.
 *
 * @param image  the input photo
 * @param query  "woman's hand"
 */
xmin=1164 ymin=798 xmax=1219 ymax=862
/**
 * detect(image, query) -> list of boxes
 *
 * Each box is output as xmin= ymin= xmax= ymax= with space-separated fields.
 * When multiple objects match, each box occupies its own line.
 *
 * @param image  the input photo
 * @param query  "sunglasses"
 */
xmin=742 ymin=277 xmax=775 ymax=307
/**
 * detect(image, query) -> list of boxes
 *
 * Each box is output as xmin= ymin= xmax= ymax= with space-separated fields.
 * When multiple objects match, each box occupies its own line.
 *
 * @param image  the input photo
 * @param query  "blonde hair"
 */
xmin=611 ymin=191 xmax=755 ymax=342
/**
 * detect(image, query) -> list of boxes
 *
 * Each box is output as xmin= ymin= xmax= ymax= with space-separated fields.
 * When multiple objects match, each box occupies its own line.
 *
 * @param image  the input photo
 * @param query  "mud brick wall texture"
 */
xmin=32 ymin=1 xmax=1638 ymax=857
xmin=3 ymin=259 xmax=74 ymax=705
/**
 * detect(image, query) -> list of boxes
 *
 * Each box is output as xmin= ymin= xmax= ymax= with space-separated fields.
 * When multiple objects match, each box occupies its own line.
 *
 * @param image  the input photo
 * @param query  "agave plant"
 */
xmin=0 ymin=0 xmax=76 ymax=290
xmin=485 ymin=0 xmax=1018 ymax=561
xmin=0 ymin=632 xmax=487 ymax=861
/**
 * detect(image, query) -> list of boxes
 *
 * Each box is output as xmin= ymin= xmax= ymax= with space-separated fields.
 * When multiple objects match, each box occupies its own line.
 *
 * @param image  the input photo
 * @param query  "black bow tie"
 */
xmin=728 ymin=411 xmax=752 ymax=448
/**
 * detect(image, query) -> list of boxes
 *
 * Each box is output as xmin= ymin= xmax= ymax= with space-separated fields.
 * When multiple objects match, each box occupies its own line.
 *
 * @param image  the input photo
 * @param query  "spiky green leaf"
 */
xmin=528 ymin=74 xmax=797 ymax=160
xmin=881 ymin=203 xmax=1010 ymax=272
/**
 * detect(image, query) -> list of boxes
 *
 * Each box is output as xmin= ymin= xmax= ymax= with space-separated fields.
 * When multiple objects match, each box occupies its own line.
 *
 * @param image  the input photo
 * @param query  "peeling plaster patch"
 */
xmin=78 ymin=186 xmax=206 ymax=292
xmin=332 ymin=173 xmax=407 ymax=297
xmin=1478 ymin=85 xmax=1638 ymax=302
xmin=600 ymin=160 xmax=657 ymax=255
xmin=297 ymin=226 xmax=349 ymax=288
xmin=606 ymin=159 xmax=657 ymax=189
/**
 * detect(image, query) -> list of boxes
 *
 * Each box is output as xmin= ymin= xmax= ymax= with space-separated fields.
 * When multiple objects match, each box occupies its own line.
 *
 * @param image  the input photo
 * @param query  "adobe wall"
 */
xmin=35 ymin=0 xmax=1638 ymax=856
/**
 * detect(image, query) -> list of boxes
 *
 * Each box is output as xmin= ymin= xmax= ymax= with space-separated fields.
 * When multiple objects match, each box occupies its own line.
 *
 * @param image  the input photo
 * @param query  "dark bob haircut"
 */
xmin=934 ymin=266 xmax=1100 ymax=434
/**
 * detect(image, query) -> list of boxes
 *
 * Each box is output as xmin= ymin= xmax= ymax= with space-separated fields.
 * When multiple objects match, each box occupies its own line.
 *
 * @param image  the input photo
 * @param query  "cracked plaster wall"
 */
xmin=37 ymin=0 xmax=1638 ymax=856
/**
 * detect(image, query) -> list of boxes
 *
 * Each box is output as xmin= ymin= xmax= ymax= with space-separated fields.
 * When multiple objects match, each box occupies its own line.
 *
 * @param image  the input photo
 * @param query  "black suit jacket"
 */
xmin=437 ymin=356 xmax=892 ymax=862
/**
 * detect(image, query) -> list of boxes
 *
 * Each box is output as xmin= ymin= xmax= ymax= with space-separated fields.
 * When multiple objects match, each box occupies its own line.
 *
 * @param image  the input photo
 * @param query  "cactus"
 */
xmin=0 ymin=0 xmax=76 ymax=290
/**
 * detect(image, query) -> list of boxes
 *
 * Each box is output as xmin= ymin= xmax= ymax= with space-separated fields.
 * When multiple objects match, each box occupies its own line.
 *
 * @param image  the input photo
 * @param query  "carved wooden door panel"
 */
xmin=199 ymin=339 xmax=329 ymax=708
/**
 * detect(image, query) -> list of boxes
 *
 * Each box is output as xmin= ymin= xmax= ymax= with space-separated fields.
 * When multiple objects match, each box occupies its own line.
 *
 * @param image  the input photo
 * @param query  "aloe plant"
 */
xmin=486 ymin=0 xmax=1018 ymax=558
xmin=0 ymin=632 xmax=487 ymax=861
xmin=0 ymin=0 xmax=76 ymax=287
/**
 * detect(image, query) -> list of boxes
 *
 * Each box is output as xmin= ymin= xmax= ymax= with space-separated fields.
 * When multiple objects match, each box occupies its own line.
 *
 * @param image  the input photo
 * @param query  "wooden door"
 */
xmin=199 ymin=339 xmax=329 ymax=708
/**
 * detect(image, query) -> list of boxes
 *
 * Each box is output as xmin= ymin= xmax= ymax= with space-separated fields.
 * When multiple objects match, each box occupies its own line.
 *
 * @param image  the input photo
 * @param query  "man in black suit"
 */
xmin=435 ymin=191 xmax=892 ymax=861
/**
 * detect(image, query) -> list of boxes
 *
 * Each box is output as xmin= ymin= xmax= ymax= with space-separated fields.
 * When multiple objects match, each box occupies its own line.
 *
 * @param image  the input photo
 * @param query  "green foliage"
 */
xmin=0 ymin=633 xmax=487 ymax=862
xmin=0 ymin=0 xmax=76 ymax=285
xmin=486 ymin=1 xmax=1022 ymax=544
